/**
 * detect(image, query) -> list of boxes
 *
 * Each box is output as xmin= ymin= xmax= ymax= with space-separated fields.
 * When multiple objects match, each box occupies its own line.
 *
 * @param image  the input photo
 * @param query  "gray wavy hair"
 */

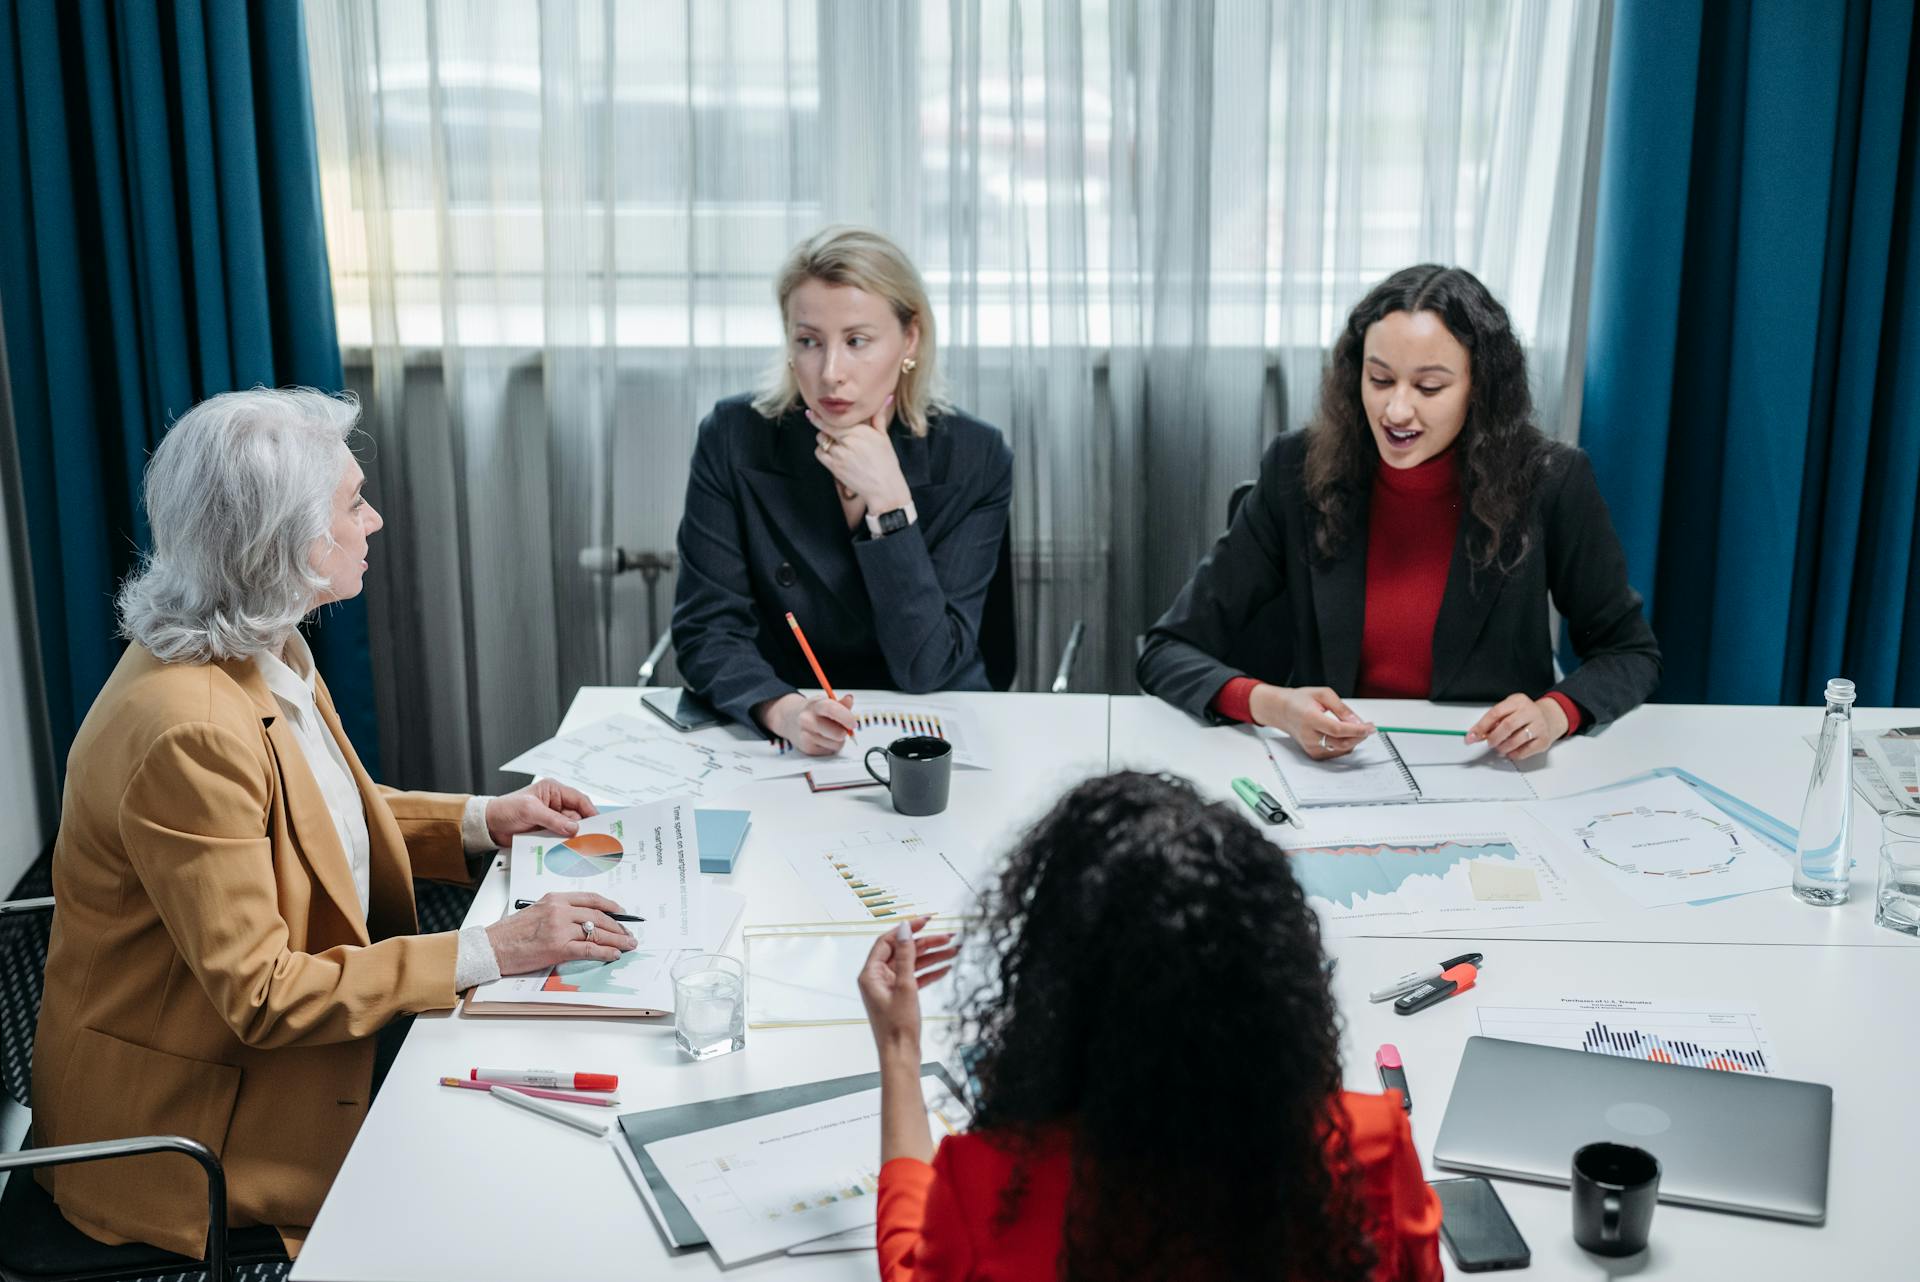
xmin=117 ymin=388 xmax=361 ymax=663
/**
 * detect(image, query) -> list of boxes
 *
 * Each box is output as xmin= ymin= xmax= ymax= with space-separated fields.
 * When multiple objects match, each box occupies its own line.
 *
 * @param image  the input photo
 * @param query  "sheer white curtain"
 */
xmin=304 ymin=0 xmax=1605 ymax=792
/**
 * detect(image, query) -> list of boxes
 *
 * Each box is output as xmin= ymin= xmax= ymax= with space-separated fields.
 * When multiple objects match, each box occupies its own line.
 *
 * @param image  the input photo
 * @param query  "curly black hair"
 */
xmin=958 ymin=771 xmax=1374 ymax=1282
xmin=1303 ymin=263 xmax=1551 ymax=574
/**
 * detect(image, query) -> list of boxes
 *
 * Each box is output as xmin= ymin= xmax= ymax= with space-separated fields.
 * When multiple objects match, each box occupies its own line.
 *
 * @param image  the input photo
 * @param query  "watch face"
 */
xmin=879 ymin=507 xmax=910 ymax=533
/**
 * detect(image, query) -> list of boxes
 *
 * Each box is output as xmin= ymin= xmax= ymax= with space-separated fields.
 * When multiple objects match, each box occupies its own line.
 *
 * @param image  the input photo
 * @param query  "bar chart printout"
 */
xmin=1476 ymin=999 xmax=1777 ymax=1074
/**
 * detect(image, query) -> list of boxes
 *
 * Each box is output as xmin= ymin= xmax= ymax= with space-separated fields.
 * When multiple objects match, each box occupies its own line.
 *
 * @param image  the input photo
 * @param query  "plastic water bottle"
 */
xmin=1792 ymin=678 xmax=1856 ymax=905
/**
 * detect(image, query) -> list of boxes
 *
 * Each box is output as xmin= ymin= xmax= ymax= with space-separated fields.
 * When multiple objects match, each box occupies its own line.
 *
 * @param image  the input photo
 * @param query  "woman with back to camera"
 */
xmin=672 ymin=226 xmax=1013 ymax=755
xmin=1138 ymin=264 xmax=1659 ymax=760
xmin=858 ymin=772 xmax=1443 ymax=1281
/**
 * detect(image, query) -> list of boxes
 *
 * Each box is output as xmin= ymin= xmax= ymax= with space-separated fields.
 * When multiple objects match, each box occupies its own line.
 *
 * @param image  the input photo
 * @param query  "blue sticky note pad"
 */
xmin=694 ymin=809 xmax=752 ymax=874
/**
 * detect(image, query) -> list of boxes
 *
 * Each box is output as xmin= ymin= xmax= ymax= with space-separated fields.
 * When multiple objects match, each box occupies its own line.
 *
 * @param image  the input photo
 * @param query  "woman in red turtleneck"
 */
xmin=1138 ymin=264 xmax=1659 ymax=759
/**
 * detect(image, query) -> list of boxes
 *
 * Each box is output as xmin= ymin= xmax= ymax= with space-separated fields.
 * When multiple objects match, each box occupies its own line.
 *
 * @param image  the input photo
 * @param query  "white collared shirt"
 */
xmin=255 ymin=634 xmax=501 ymax=990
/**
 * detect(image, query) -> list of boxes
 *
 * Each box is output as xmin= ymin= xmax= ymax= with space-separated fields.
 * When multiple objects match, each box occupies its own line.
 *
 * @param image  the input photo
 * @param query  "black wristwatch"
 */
xmin=865 ymin=501 xmax=918 ymax=538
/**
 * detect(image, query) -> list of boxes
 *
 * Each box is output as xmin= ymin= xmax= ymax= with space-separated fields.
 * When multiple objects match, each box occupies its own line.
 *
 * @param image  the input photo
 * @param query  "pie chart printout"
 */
xmin=540 ymin=832 xmax=624 ymax=878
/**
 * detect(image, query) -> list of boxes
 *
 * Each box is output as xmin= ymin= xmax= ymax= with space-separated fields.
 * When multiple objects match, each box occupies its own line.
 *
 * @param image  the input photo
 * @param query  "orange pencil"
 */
xmin=785 ymin=611 xmax=839 ymax=701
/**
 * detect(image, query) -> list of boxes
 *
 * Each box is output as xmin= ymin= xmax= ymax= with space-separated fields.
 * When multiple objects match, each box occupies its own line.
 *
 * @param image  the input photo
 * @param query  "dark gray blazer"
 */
xmin=673 ymin=394 xmax=1013 ymax=729
xmin=1137 ymin=430 xmax=1661 ymax=729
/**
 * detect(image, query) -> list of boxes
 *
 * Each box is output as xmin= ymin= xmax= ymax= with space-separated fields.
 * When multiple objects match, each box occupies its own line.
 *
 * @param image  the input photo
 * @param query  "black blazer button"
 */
xmin=775 ymin=561 xmax=797 ymax=588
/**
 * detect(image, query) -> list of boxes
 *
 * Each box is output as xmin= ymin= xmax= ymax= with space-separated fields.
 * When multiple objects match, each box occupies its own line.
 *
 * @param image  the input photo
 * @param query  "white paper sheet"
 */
xmin=744 ymin=918 xmax=966 ymax=1027
xmin=507 ymin=800 xmax=709 ymax=946
xmin=1863 ymin=730 xmax=1920 ymax=812
xmin=1526 ymin=775 xmax=1792 ymax=909
xmin=784 ymin=824 xmax=982 ymax=922
xmin=1272 ymin=802 xmax=1599 ymax=936
xmin=645 ymin=1076 xmax=969 ymax=1266
xmin=1477 ymin=996 xmax=1779 ymax=1075
xmin=792 ymin=700 xmax=991 ymax=788
xmin=499 ymin=714 xmax=782 ymax=806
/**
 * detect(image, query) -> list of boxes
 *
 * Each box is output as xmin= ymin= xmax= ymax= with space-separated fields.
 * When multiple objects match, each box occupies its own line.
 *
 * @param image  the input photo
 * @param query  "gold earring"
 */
xmin=901 ymin=358 xmax=917 ymax=374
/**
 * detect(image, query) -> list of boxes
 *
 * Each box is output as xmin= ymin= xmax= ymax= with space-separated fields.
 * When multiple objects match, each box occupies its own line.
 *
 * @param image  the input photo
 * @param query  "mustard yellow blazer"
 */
xmin=32 ymin=644 xmax=474 ymax=1257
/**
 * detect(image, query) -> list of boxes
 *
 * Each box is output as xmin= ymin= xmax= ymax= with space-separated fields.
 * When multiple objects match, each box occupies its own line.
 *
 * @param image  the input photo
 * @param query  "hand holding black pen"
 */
xmin=513 ymin=898 xmax=644 ymax=923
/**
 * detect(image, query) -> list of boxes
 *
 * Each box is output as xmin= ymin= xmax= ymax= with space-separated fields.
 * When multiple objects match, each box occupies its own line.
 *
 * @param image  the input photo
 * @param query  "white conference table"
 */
xmin=294 ymin=691 xmax=1920 ymax=1282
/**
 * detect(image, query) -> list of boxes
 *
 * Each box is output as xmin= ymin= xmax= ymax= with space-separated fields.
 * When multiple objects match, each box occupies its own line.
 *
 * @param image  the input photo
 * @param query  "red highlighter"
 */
xmin=1375 ymin=1043 xmax=1411 ymax=1113
xmin=1393 ymin=961 xmax=1477 ymax=1015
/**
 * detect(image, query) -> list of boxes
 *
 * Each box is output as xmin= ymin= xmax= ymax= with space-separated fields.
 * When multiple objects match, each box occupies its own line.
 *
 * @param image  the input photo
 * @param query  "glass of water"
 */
xmin=1876 ymin=814 xmax=1920 ymax=936
xmin=673 ymin=953 xmax=746 ymax=1060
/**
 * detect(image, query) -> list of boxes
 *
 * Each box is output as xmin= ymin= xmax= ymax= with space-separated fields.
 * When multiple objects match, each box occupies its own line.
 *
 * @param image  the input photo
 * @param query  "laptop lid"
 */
xmin=1432 ymin=1036 xmax=1831 ymax=1224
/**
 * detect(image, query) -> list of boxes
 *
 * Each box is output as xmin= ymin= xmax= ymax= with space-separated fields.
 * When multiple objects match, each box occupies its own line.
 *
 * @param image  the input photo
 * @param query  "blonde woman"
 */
xmin=673 ymin=226 xmax=1013 ymax=754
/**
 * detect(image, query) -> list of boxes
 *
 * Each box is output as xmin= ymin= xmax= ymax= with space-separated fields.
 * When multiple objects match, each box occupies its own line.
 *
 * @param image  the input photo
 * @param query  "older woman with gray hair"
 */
xmin=29 ymin=388 xmax=634 ymax=1260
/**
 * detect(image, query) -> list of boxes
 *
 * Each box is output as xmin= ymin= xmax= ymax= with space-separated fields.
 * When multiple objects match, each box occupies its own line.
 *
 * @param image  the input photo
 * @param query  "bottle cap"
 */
xmin=1824 ymin=678 xmax=1856 ymax=705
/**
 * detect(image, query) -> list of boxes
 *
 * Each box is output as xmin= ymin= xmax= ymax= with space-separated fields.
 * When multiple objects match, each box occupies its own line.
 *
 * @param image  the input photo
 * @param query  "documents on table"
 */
xmin=1862 ymin=728 xmax=1920 ymax=812
xmin=1476 ymin=996 xmax=1779 ymax=1075
xmin=744 ymin=917 xmax=968 ymax=1027
xmin=642 ymin=1074 xmax=970 ymax=1266
xmin=499 ymin=714 xmax=794 ymax=807
xmin=507 ymin=799 xmax=714 ymax=945
xmin=784 ymin=822 xmax=982 ymax=922
xmin=1527 ymin=775 xmax=1791 ymax=910
xmin=1273 ymin=802 xmax=1599 ymax=936
xmin=1803 ymin=727 xmax=1920 ymax=815
xmin=1259 ymin=725 xmax=1536 ymax=808
xmin=797 ymin=699 xmax=991 ymax=789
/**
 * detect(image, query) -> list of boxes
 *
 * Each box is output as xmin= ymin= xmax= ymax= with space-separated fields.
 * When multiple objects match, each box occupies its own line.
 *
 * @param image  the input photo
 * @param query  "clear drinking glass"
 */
xmin=673 ymin=953 xmax=746 ymax=1060
xmin=1875 ymin=814 xmax=1920 ymax=936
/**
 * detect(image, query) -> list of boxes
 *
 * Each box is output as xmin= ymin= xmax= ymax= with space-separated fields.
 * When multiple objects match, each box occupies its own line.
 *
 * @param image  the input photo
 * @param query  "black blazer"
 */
xmin=673 ymin=393 xmax=1014 ymax=729
xmin=1137 ymin=431 xmax=1660 ymax=729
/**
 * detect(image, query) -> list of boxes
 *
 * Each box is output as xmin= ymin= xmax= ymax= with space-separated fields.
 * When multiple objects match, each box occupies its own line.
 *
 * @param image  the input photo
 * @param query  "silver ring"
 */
xmin=1525 ymin=727 xmax=1535 ymax=742
xmin=1319 ymin=733 xmax=1330 ymax=751
xmin=580 ymin=920 xmax=596 ymax=941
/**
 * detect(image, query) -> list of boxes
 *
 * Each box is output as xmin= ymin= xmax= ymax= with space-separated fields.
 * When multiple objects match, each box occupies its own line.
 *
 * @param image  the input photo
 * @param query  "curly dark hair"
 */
xmin=959 ymin=771 xmax=1374 ymax=1282
xmin=1304 ymin=263 xmax=1551 ymax=573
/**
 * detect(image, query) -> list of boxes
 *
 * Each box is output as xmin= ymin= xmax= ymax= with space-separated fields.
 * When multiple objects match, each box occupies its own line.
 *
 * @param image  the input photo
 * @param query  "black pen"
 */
xmin=513 ymin=898 xmax=644 ymax=923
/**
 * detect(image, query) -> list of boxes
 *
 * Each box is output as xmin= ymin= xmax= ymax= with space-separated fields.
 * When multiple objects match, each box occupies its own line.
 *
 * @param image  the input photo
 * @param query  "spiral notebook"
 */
xmin=1261 ymin=728 xmax=1537 ymax=807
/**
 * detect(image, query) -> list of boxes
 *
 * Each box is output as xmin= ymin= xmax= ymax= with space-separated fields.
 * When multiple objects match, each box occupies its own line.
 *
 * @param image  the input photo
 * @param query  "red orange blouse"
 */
xmin=875 ymin=1090 xmax=1443 ymax=1282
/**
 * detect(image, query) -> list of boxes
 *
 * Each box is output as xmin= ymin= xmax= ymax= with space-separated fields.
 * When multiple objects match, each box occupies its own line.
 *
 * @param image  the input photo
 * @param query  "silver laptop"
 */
xmin=1433 ymin=1036 xmax=1831 ymax=1224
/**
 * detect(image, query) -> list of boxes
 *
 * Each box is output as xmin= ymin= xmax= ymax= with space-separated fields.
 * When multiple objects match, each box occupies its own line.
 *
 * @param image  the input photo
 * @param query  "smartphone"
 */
xmin=1432 ymin=1177 xmax=1530 ymax=1272
xmin=640 ymin=687 xmax=722 ymax=732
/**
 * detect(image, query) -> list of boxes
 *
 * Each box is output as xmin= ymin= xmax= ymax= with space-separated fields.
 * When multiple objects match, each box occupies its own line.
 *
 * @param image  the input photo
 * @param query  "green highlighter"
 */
xmin=1231 ymin=776 xmax=1290 ymax=825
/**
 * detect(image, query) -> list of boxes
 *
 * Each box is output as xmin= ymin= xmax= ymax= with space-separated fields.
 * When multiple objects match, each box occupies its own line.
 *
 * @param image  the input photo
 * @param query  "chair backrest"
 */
xmin=980 ymin=529 xmax=1017 ymax=692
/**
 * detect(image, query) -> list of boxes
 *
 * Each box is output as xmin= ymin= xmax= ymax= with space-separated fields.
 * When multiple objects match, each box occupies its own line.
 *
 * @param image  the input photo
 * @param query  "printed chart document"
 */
xmin=1526 ymin=775 xmax=1791 ymax=910
xmin=1863 ymin=728 xmax=1920 ymax=812
xmin=743 ymin=917 xmax=968 ymax=1027
xmin=508 ymin=800 xmax=708 ymax=946
xmin=1260 ymin=727 xmax=1534 ymax=807
xmin=644 ymin=1076 xmax=970 ymax=1266
xmin=785 ymin=823 xmax=981 ymax=922
xmin=1272 ymin=802 xmax=1597 ymax=936
xmin=798 ymin=700 xmax=991 ymax=789
xmin=1477 ymin=997 xmax=1778 ymax=1075
xmin=500 ymin=714 xmax=784 ymax=807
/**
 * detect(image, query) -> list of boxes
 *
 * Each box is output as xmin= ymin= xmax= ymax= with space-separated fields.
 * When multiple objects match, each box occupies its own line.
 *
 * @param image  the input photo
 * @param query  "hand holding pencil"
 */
xmin=759 ymin=612 xmax=857 ymax=755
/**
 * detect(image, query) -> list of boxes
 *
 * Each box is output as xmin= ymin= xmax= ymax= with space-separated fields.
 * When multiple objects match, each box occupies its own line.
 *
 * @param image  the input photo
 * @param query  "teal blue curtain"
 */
xmin=1581 ymin=0 xmax=1920 ymax=707
xmin=0 ymin=0 xmax=375 ymax=772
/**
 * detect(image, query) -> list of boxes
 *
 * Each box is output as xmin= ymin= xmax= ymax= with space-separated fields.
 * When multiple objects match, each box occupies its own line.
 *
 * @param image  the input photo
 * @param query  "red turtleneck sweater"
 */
xmin=1211 ymin=449 xmax=1581 ymax=732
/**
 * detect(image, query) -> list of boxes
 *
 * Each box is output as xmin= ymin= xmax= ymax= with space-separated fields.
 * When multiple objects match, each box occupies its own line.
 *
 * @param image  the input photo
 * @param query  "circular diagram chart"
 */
xmin=542 ymin=832 xmax=624 ymax=878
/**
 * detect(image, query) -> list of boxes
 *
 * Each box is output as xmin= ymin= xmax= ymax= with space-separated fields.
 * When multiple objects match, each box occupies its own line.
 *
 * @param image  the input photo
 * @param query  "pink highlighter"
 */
xmin=1375 ymin=1043 xmax=1411 ymax=1114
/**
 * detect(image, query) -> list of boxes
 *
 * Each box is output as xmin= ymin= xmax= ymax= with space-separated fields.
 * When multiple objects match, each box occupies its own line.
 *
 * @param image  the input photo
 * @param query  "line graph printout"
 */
xmin=1477 ymin=998 xmax=1778 ymax=1075
xmin=1273 ymin=803 xmax=1598 ymax=936
xmin=1527 ymin=775 xmax=1791 ymax=909
xmin=645 ymin=1075 xmax=970 ymax=1266
xmin=785 ymin=824 xmax=981 ymax=923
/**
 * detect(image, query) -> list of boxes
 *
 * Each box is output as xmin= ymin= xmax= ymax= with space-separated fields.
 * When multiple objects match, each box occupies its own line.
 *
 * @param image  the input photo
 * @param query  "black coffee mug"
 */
xmin=1572 ymin=1141 xmax=1660 ymax=1257
xmin=864 ymin=735 xmax=953 ymax=816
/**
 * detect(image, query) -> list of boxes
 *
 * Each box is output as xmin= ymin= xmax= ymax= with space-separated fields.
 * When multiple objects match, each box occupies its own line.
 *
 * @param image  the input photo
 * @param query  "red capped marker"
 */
xmin=1375 ymin=1043 xmax=1411 ymax=1113
xmin=1392 ymin=961 xmax=1478 ymax=1016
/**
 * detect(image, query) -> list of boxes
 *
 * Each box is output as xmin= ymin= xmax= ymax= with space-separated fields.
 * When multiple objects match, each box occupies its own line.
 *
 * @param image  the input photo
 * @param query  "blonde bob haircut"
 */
xmin=753 ymin=225 xmax=947 ymax=436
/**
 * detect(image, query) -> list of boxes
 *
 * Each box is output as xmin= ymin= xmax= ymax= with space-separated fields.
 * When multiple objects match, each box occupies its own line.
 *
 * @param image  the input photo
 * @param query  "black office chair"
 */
xmin=1136 ymin=478 xmax=1281 ymax=673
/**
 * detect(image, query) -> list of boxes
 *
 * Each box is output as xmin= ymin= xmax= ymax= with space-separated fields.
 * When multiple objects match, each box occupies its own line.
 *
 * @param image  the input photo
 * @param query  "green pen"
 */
xmin=1231 ymin=776 xmax=1289 ymax=824
xmin=1375 ymin=725 xmax=1470 ymax=737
